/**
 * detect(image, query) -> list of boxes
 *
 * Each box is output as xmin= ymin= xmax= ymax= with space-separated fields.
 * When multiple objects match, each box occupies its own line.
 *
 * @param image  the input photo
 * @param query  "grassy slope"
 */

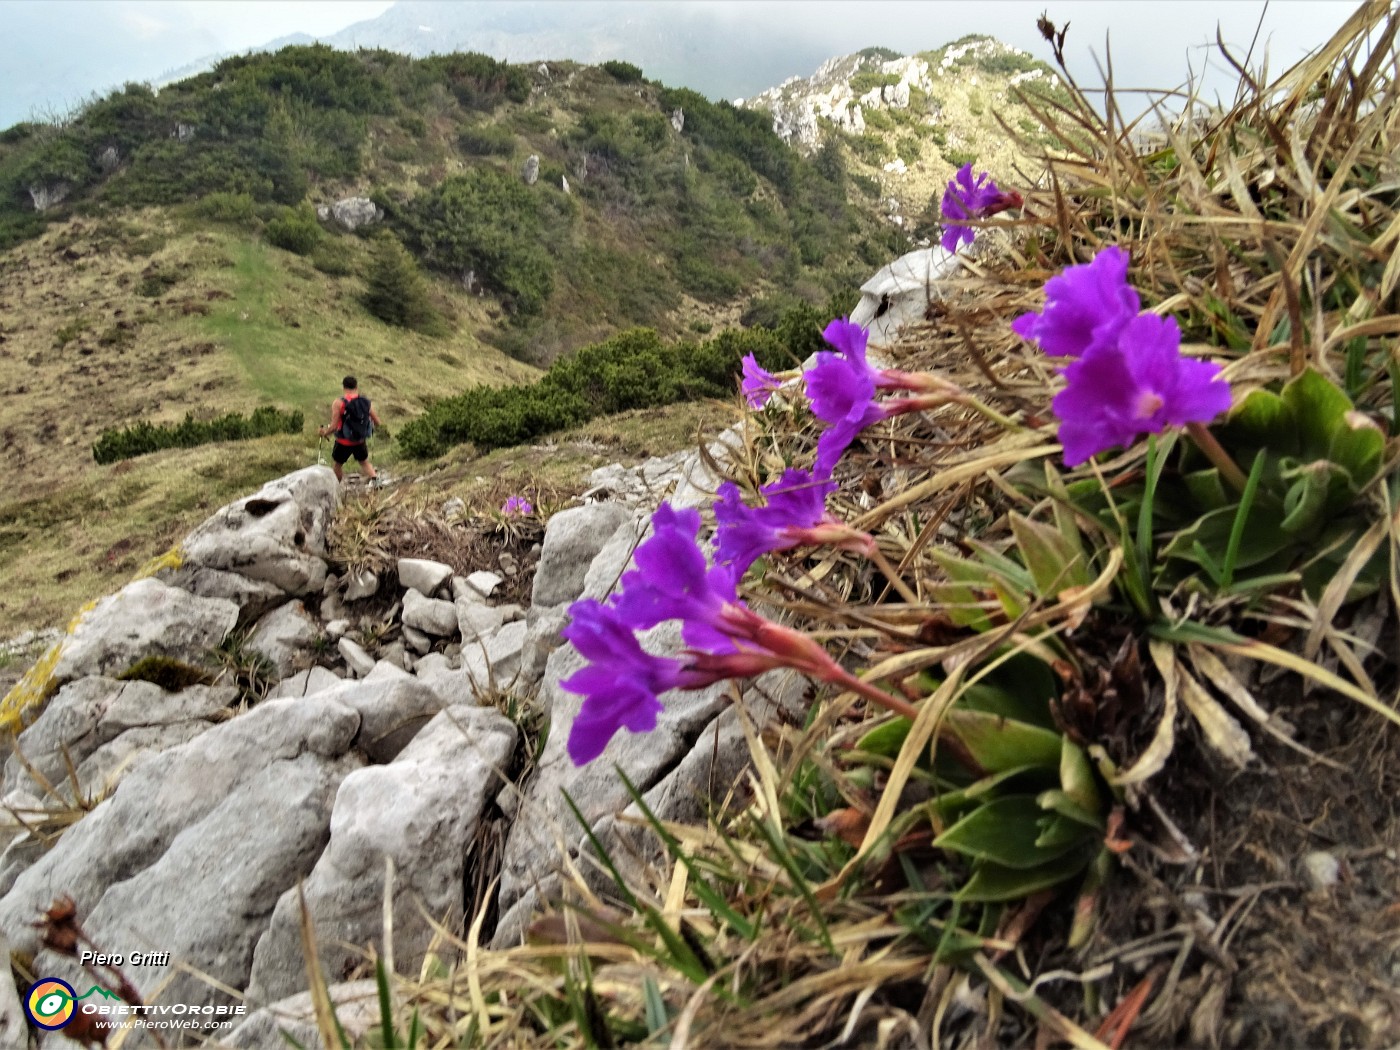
xmin=0 ymin=209 xmax=538 ymax=638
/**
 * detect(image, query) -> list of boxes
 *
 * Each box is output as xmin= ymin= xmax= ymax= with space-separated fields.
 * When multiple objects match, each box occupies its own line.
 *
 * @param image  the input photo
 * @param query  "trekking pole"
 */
xmin=317 ymin=433 xmax=326 ymax=466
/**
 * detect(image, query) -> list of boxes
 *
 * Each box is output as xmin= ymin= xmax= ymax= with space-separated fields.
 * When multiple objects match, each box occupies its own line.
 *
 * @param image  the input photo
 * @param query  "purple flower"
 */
xmin=807 ymin=320 xmax=882 ymax=475
xmin=1053 ymin=313 xmax=1232 ymax=466
xmin=741 ymin=355 xmax=782 ymax=409
xmin=611 ymin=503 xmax=742 ymax=653
xmin=940 ymin=163 xmax=1021 ymax=253
xmin=1011 ymin=246 xmax=1141 ymax=358
xmin=561 ymin=599 xmax=706 ymax=764
xmin=714 ymin=469 xmax=838 ymax=576
xmin=501 ymin=496 xmax=533 ymax=515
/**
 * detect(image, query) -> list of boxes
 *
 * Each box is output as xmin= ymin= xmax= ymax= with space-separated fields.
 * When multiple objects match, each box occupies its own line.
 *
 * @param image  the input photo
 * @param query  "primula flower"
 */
xmin=611 ymin=503 xmax=741 ymax=654
xmin=1053 ymin=313 xmax=1232 ymax=465
xmin=741 ymin=354 xmax=783 ymax=409
xmin=940 ymin=163 xmax=1022 ymax=253
xmin=805 ymin=318 xmax=974 ymax=475
xmin=501 ymin=496 xmax=533 ymax=515
xmin=560 ymin=599 xmax=711 ymax=764
xmin=561 ymin=499 xmax=927 ymax=765
xmin=1011 ymin=246 xmax=1141 ymax=358
xmin=714 ymin=469 xmax=845 ymax=577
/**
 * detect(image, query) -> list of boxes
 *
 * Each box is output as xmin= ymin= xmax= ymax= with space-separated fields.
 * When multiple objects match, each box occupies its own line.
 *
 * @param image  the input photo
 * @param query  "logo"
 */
xmin=24 ymin=978 xmax=76 ymax=1030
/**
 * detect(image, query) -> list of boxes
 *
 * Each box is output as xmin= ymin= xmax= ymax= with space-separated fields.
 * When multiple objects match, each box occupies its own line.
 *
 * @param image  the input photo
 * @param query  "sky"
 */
xmin=0 ymin=0 xmax=1370 ymax=128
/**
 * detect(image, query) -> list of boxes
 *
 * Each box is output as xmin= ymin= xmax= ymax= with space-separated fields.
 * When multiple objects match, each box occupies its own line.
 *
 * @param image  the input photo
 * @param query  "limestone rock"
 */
xmin=338 ymin=638 xmax=375 ymax=678
xmin=325 ymin=619 xmax=351 ymax=641
xmin=456 ymin=600 xmax=505 ymax=643
xmin=397 ymin=558 xmax=454 ymax=597
xmin=97 ymin=145 xmax=121 ymax=172
xmin=670 ymin=107 xmax=684 ymax=133
xmin=3 ymin=677 xmax=235 ymax=798
xmin=160 ymin=564 xmax=285 ymax=625
xmin=269 ymin=666 xmax=343 ymax=699
xmin=344 ymin=568 xmax=379 ymax=601
xmin=402 ymin=588 xmax=459 ymax=637
xmin=402 ymin=624 xmax=432 ymax=654
xmin=364 ymin=659 xmax=411 ymax=684
xmin=38 ymin=745 xmax=362 ymax=1016
xmin=317 ymin=678 xmax=447 ymax=762
xmin=27 ymin=181 xmax=69 ymax=212
xmin=523 ymin=154 xmax=540 ymax=185
xmin=461 ymin=620 xmax=530 ymax=691
xmin=465 ymin=570 xmax=504 ymax=600
xmin=248 ymin=600 xmax=320 ymax=678
xmin=531 ymin=503 xmax=633 ymax=608
xmin=848 ymin=246 xmax=963 ymax=348
xmin=180 ymin=467 xmax=339 ymax=596
xmin=248 ymin=706 xmax=516 ymax=1002
xmin=330 ymin=196 xmax=383 ymax=231
xmin=53 ymin=577 xmax=237 ymax=685
xmin=579 ymin=514 xmax=647 ymax=602
xmin=3 ymin=677 xmax=154 ymax=796
xmin=76 ymin=721 xmax=216 ymax=796
xmin=521 ymin=607 xmax=569 ymax=686
xmin=0 ymin=932 xmax=26 ymax=1050
xmin=0 ymin=695 xmax=362 ymax=959
xmin=228 ymin=979 xmax=379 ymax=1048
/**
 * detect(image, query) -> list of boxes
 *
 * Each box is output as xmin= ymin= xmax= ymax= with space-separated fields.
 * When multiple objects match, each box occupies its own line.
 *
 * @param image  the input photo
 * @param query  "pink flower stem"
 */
xmin=1185 ymin=422 xmax=1249 ymax=492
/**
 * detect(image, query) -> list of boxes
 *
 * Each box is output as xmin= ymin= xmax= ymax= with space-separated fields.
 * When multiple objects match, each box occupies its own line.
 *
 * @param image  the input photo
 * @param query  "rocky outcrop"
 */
xmin=0 ymin=426 xmax=818 ymax=1035
xmin=248 ymin=706 xmax=516 ymax=1003
xmin=52 ymin=578 xmax=238 ymax=685
xmin=27 ymin=181 xmax=70 ymax=212
xmin=523 ymin=154 xmax=540 ymax=185
xmin=172 ymin=466 xmax=339 ymax=597
xmin=328 ymin=196 xmax=383 ymax=231
xmin=1 ymin=694 xmax=364 ymax=1018
xmin=848 ymin=245 xmax=964 ymax=347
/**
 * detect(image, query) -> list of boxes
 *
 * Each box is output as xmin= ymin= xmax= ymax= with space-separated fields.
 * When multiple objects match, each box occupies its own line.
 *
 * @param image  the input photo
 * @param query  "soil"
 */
xmin=1087 ymin=696 xmax=1400 ymax=1049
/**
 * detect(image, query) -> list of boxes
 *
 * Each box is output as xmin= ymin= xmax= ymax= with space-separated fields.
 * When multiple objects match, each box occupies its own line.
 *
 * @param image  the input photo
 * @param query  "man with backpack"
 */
xmin=318 ymin=375 xmax=382 ymax=483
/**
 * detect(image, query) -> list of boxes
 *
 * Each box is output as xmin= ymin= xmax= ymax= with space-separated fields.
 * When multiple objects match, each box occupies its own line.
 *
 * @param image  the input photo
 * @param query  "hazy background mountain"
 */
xmin=1 ymin=1 xmax=1363 ymax=131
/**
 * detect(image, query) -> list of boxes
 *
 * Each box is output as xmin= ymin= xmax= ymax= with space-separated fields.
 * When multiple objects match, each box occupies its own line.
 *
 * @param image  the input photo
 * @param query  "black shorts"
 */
xmin=332 ymin=441 xmax=368 ymax=464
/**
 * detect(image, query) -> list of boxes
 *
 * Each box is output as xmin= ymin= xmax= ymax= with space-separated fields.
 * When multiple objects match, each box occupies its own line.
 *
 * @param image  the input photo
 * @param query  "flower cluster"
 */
xmin=940 ymin=163 xmax=1023 ymax=253
xmin=501 ymin=496 xmax=533 ymax=515
xmin=1013 ymin=247 xmax=1232 ymax=465
xmin=560 ymin=503 xmax=887 ymax=763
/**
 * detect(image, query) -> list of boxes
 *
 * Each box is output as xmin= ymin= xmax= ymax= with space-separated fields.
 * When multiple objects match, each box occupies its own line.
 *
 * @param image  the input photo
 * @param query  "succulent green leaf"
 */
xmin=1010 ymin=512 xmax=1093 ymax=597
xmin=957 ymin=848 xmax=1097 ymax=902
xmin=1182 ymin=467 xmax=1230 ymax=511
xmin=1225 ymin=387 xmax=1295 ymax=453
xmin=944 ymin=709 xmax=1064 ymax=773
xmin=855 ymin=717 xmax=910 ymax=759
xmin=1282 ymin=368 xmax=1356 ymax=461
xmin=1326 ymin=411 xmax=1385 ymax=489
xmin=1058 ymin=739 xmax=1102 ymax=816
xmin=934 ymin=795 xmax=1083 ymax=868
xmin=1279 ymin=461 xmax=1348 ymax=534
xmin=1036 ymin=789 xmax=1104 ymax=831
xmin=1034 ymin=812 xmax=1097 ymax=850
xmin=1164 ymin=502 xmax=1292 ymax=569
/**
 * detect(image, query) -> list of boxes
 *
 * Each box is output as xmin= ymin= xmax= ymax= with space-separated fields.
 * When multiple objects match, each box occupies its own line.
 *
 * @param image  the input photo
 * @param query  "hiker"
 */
xmin=318 ymin=375 xmax=382 ymax=483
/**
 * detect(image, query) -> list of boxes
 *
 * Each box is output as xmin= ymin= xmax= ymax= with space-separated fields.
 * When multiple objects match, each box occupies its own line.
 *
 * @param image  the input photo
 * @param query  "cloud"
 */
xmin=120 ymin=8 xmax=170 ymax=41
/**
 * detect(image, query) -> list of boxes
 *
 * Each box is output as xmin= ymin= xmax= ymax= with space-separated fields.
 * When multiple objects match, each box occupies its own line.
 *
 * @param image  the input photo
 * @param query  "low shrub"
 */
xmin=93 ymin=406 xmax=304 ymax=464
xmin=457 ymin=124 xmax=515 ymax=157
xmin=600 ymin=60 xmax=644 ymax=83
xmin=263 ymin=203 xmax=322 ymax=255
xmin=398 ymin=311 xmax=801 ymax=459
